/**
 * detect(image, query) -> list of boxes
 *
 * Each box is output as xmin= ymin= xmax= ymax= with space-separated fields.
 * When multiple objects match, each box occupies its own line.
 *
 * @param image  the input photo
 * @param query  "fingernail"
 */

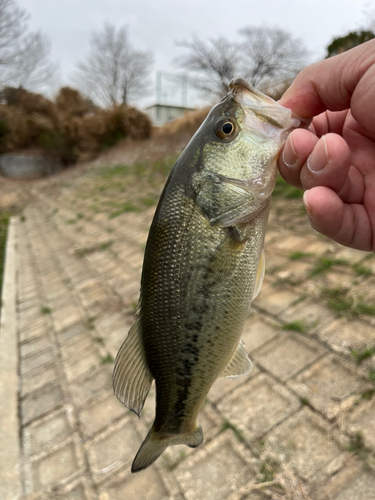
xmin=307 ymin=136 xmax=329 ymax=173
xmin=303 ymin=190 xmax=315 ymax=228
xmin=303 ymin=190 xmax=312 ymax=215
xmin=282 ymin=134 xmax=298 ymax=167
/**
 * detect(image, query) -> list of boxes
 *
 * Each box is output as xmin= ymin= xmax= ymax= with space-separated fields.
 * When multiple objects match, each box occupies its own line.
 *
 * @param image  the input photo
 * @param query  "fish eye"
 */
xmin=214 ymin=118 xmax=236 ymax=140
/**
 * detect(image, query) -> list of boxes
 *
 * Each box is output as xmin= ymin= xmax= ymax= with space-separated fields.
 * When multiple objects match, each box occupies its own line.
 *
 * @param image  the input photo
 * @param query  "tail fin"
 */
xmin=131 ymin=424 xmax=203 ymax=473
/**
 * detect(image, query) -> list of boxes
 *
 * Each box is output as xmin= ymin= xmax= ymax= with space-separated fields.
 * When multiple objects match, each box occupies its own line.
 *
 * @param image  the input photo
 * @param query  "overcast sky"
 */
xmin=17 ymin=0 xmax=374 ymax=108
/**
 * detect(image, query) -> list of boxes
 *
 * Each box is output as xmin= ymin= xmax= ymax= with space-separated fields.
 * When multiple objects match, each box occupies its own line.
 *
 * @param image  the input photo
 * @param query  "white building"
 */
xmin=144 ymin=104 xmax=195 ymax=127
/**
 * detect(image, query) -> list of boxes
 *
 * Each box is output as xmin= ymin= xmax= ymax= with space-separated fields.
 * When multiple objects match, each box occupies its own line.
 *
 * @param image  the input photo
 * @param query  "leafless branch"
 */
xmin=72 ymin=23 xmax=154 ymax=107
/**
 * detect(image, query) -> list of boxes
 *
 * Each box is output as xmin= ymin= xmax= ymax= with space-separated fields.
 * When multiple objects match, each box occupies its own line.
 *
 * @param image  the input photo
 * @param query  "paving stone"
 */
xmin=173 ymin=431 xmax=254 ymax=500
xmin=21 ymin=346 xmax=57 ymax=375
xmin=279 ymin=296 xmax=336 ymax=330
xmin=21 ymin=362 xmax=60 ymax=396
xmin=252 ymin=287 xmax=302 ymax=315
xmin=85 ymin=417 xmax=142 ymax=482
xmin=56 ymin=321 xmax=87 ymax=344
xmin=20 ymin=335 xmax=53 ymax=358
xmin=23 ymin=406 xmax=75 ymax=456
xmin=262 ymin=252 xmax=289 ymax=274
xmin=53 ymin=307 xmax=85 ymax=332
xmin=207 ymin=364 xmax=260 ymax=404
xmin=19 ymin=317 xmax=50 ymax=343
xmin=241 ymin=314 xmax=280 ymax=353
xmin=287 ymin=354 xmax=362 ymax=420
xmin=26 ymin=438 xmax=82 ymax=493
xmin=48 ymin=477 xmax=94 ymax=500
xmin=60 ymin=332 xmax=95 ymax=359
xmin=272 ymin=234 xmax=312 ymax=252
xmin=264 ymin=407 xmax=346 ymax=482
xmin=319 ymin=318 xmax=375 ymax=354
xmin=273 ymin=259 xmax=312 ymax=285
xmin=71 ymin=366 xmax=113 ymax=406
xmin=346 ymin=398 xmax=375 ymax=450
xmin=217 ymin=373 xmax=300 ymax=441
xmin=314 ymin=460 xmax=375 ymax=500
xmin=21 ymin=384 xmax=65 ymax=424
xmin=64 ymin=346 xmax=101 ymax=381
xmin=99 ymin=466 xmax=169 ymax=500
xmin=252 ymin=332 xmax=326 ymax=381
xmin=78 ymin=393 xmax=127 ymax=438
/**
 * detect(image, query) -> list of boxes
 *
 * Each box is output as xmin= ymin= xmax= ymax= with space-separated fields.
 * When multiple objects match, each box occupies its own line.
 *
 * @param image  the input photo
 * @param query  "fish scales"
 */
xmin=113 ymin=78 xmax=306 ymax=472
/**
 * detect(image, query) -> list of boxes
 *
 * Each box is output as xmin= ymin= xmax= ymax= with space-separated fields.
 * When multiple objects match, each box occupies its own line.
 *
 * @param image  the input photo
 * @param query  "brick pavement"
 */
xmin=1 ymin=166 xmax=375 ymax=500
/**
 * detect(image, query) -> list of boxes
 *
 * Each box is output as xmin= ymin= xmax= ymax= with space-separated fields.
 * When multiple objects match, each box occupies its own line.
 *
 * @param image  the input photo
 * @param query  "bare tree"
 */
xmin=175 ymin=36 xmax=241 ymax=97
xmin=0 ymin=0 xmax=57 ymax=90
xmin=239 ymin=27 xmax=309 ymax=89
xmin=73 ymin=23 xmax=154 ymax=107
xmin=175 ymin=27 xmax=309 ymax=98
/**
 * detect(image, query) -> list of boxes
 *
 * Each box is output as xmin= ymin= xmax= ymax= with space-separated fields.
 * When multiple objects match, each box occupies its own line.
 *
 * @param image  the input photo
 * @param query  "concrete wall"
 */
xmin=0 ymin=154 xmax=61 ymax=179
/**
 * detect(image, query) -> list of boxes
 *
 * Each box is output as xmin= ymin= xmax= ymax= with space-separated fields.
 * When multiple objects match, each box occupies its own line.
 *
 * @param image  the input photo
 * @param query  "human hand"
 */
xmin=277 ymin=39 xmax=375 ymax=252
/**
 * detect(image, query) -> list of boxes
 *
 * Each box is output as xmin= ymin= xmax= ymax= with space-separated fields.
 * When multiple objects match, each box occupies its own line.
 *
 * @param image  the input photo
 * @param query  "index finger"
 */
xmin=279 ymin=39 xmax=375 ymax=124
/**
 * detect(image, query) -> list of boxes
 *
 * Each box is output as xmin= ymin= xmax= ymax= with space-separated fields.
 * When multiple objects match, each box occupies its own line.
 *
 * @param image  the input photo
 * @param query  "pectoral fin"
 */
xmin=113 ymin=318 xmax=153 ymax=417
xmin=221 ymin=340 xmax=253 ymax=378
xmin=252 ymin=248 xmax=265 ymax=300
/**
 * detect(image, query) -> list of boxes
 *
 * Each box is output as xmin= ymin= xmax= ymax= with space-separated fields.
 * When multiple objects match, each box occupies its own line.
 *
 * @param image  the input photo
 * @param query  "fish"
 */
xmin=113 ymin=78 xmax=305 ymax=473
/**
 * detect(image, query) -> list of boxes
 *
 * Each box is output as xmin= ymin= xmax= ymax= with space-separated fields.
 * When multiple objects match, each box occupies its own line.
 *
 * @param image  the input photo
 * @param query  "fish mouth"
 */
xmin=228 ymin=78 xmax=310 ymax=131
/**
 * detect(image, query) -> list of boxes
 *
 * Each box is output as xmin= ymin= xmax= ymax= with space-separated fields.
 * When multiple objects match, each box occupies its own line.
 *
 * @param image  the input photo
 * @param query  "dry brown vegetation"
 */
xmin=0 ymin=86 xmax=152 ymax=164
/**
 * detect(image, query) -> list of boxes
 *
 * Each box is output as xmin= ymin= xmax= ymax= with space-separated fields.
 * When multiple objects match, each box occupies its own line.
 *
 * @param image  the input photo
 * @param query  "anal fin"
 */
xmin=113 ymin=318 xmax=153 ymax=417
xmin=221 ymin=340 xmax=253 ymax=378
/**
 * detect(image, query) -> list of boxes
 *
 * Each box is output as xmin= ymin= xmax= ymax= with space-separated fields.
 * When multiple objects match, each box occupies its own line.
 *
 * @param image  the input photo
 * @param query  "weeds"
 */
xmin=308 ymin=257 xmax=349 ymax=277
xmin=289 ymin=251 xmax=313 ymax=261
xmin=351 ymin=346 xmax=375 ymax=364
xmin=282 ymin=321 xmax=307 ymax=333
xmin=75 ymin=240 xmax=113 ymax=257
xmin=346 ymin=432 xmax=372 ymax=464
xmin=320 ymin=287 xmax=375 ymax=318
xmin=100 ymin=353 xmax=114 ymax=364
xmin=40 ymin=305 xmax=52 ymax=314
xmin=352 ymin=263 xmax=372 ymax=277
xmin=220 ymin=420 xmax=246 ymax=443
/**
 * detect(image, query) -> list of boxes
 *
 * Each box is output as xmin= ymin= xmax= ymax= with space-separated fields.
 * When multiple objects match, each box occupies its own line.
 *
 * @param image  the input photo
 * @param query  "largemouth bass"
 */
xmin=113 ymin=78 xmax=305 ymax=473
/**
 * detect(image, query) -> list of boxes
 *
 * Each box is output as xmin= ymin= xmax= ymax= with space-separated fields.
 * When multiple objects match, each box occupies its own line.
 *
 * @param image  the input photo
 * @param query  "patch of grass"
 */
xmin=273 ymin=175 xmax=303 ymax=199
xmin=308 ymin=257 xmax=349 ymax=277
xmin=86 ymin=317 xmax=95 ymax=330
xmin=300 ymin=397 xmax=310 ymax=405
xmin=100 ymin=353 xmax=114 ymax=364
xmin=20 ymin=215 xmax=26 ymax=222
xmin=346 ymin=432 xmax=372 ymax=464
xmin=282 ymin=321 xmax=307 ymax=333
xmin=109 ymin=202 xmax=138 ymax=218
xmin=369 ymin=369 xmax=375 ymax=381
xmin=321 ymin=287 xmax=352 ymax=313
xmin=40 ymin=305 xmax=52 ymax=314
xmin=289 ymin=251 xmax=313 ymax=261
xmin=220 ymin=420 xmax=246 ymax=443
xmin=362 ymin=389 xmax=375 ymax=400
xmin=67 ymin=219 xmax=76 ymax=224
xmin=94 ymin=336 xmax=105 ymax=345
xmin=352 ymin=263 xmax=372 ymax=277
xmin=99 ymin=240 xmax=113 ymax=251
xmin=351 ymin=346 xmax=375 ymax=364
xmin=258 ymin=455 xmax=280 ymax=483
xmin=141 ymin=196 xmax=157 ymax=207
xmin=75 ymin=240 xmax=113 ymax=258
